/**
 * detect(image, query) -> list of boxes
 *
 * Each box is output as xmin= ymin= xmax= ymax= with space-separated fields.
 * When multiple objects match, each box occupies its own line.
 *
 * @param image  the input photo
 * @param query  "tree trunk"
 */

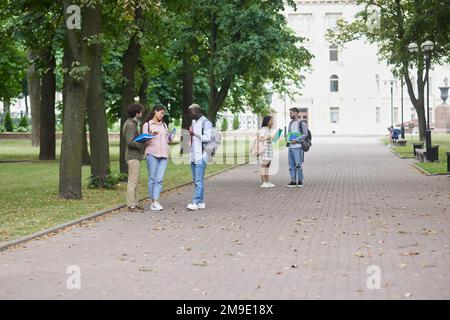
xmin=180 ymin=54 xmax=194 ymax=155
xmin=138 ymin=61 xmax=149 ymax=108
xmin=85 ymin=5 xmax=110 ymax=186
xmin=39 ymin=48 xmax=56 ymax=160
xmin=27 ymin=50 xmax=41 ymax=147
xmin=119 ymin=7 xmax=143 ymax=174
xmin=82 ymin=119 xmax=91 ymax=166
xmin=59 ymin=1 xmax=98 ymax=199
xmin=3 ymin=101 xmax=10 ymax=113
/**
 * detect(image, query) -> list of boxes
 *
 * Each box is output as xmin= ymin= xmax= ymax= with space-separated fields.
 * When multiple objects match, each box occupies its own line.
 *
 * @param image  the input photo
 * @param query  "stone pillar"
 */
xmin=435 ymin=82 xmax=450 ymax=133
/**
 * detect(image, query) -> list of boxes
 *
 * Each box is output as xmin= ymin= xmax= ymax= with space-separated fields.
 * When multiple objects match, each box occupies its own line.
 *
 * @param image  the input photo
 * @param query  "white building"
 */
xmin=269 ymin=0 xmax=450 ymax=136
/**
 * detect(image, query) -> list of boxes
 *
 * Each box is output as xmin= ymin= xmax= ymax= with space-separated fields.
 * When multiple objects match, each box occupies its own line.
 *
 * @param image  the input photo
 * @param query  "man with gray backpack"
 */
xmin=186 ymin=104 xmax=221 ymax=211
xmin=286 ymin=107 xmax=311 ymax=188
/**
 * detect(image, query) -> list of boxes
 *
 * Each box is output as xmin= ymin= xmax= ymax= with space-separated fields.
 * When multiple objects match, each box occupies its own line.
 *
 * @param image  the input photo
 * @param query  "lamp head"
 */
xmin=408 ymin=42 xmax=419 ymax=53
xmin=421 ymin=40 xmax=434 ymax=53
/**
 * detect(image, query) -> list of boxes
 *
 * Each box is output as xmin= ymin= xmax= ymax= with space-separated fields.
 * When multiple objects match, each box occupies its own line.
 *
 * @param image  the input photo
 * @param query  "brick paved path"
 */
xmin=1 ymin=137 xmax=449 ymax=299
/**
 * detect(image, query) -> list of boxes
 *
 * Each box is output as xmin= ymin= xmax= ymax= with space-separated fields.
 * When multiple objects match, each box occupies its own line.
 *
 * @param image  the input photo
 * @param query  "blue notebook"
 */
xmin=133 ymin=134 xmax=155 ymax=143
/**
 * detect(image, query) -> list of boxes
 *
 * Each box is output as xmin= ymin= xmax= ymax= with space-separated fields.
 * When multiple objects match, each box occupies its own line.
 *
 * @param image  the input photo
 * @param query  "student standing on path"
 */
xmin=123 ymin=103 xmax=145 ymax=211
xmin=259 ymin=115 xmax=276 ymax=188
xmin=287 ymin=107 xmax=308 ymax=188
xmin=187 ymin=104 xmax=212 ymax=211
xmin=142 ymin=105 xmax=173 ymax=211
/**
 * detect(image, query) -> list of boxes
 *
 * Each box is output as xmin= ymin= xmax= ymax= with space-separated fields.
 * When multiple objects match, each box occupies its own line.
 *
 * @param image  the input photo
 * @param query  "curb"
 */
xmin=412 ymin=163 xmax=450 ymax=176
xmin=0 ymin=161 xmax=249 ymax=252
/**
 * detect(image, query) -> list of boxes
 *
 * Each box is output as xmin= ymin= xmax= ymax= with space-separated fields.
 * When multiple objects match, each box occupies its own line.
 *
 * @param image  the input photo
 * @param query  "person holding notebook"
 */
xmin=142 ymin=105 xmax=173 ymax=211
xmin=258 ymin=115 xmax=278 ymax=188
xmin=123 ymin=103 xmax=145 ymax=211
xmin=287 ymin=107 xmax=308 ymax=188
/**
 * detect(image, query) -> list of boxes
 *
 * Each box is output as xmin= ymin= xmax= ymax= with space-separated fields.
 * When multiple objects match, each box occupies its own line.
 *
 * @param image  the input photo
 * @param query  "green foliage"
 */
xmin=88 ymin=169 xmax=126 ymax=190
xmin=232 ymin=115 xmax=240 ymax=131
xmin=4 ymin=112 xmax=14 ymax=132
xmin=15 ymin=126 xmax=29 ymax=132
xmin=19 ymin=116 xmax=28 ymax=128
xmin=221 ymin=118 xmax=228 ymax=132
xmin=173 ymin=118 xmax=181 ymax=127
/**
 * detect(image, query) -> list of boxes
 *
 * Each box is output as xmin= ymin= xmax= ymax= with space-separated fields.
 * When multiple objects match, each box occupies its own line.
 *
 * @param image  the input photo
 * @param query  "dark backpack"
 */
xmin=299 ymin=120 xmax=312 ymax=152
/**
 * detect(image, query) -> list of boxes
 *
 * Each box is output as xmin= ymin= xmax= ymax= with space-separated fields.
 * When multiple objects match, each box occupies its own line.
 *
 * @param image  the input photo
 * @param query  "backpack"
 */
xmin=201 ymin=118 xmax=222 ymax=162
xmin=298 ymin=120 xmax=312 ymax=152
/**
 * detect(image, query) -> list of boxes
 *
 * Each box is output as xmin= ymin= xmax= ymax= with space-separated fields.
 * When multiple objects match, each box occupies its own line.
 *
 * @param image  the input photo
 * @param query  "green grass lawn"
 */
xmin=0 ymin=136 xmax=273 ymax=242
xmin=383 ymin=133 xmax=450 ymax=174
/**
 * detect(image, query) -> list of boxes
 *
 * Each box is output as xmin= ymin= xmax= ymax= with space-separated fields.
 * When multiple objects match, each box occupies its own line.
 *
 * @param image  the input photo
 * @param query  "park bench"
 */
xmin=394 ymin=139 xmax=407 ymax=146
xmin=415 ymin=148 xmax=427 ymax=162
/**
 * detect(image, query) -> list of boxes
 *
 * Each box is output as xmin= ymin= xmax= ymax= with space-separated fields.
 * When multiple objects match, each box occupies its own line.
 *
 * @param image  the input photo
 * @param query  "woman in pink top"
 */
xmin=142 ymin=105 xmax=173 ymax=211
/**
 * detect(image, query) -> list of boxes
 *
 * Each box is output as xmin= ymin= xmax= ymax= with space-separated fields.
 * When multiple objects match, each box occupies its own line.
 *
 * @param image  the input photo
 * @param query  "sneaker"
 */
xmin=187 ymin=203 xmax=199 ymax=211
xmin=267 ymin=183 xmax=276 ymax=188
xmin=260 ymin=182 xmax=271 ymax=188
xmin=128 ymin=206 xmax=144 ymax=212
xmin=151 ymin=202 xmax=164 ymax=211
xmin=287 ymin=181 xmax=297 ymax=188
xmin=198 ymin=203 xmax=206 ymax=210
xmin=297 ymin=181 xmax=304 ymax=188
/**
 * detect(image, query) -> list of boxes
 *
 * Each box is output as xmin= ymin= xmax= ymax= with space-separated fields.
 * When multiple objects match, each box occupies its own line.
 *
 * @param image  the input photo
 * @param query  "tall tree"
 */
xmin=326 ymin=0 xmax=450 ymax=141
xmin=85 ymin=2 xmax=110 ymax=186
xmin=59 ymin=1 xmax=101 ymax=199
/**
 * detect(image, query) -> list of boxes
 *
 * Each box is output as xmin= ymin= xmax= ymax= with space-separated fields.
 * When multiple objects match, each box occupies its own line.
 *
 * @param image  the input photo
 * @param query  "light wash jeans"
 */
xmin=288 ymin=148 xmax=304 ymax=183
xmin=146 ymin=154 xmax=168 ymax=201
xmin=191 ymin=160 xmax=207 ymax=205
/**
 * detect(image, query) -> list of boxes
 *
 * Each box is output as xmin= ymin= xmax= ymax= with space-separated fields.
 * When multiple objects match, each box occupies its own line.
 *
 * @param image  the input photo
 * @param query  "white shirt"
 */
xmin=190 ymin=116 xmax=212 ymax=163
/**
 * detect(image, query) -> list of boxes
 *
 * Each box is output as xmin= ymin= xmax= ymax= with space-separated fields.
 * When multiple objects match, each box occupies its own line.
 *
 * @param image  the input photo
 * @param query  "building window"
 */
xmin=329 ymin=45 xmax=338 ymax=61
xmin=376 ymin=74 xmax=380 ymax=93
xmin=326 ymin=13 xmax=342 ymax=29
xmin=330 ymin=75 xmax=339 ymax=92
xmin=376 ymin=107 xmax=380 ymax=123
xmin=330 ymin=107 xmax=339 ymax=123
xmin=288 ymin=13 xmax=312 ymax=33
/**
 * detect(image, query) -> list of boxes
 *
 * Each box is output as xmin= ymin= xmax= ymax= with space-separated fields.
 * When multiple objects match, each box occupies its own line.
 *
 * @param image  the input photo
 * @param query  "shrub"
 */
xmin=4 ymin=112 xmax=14 ymax=132
xmin=88 ymin=170 xmax=124 ymax=190
xmin=16 ymin=126 xmax=29 ymax=132
xmin=221 ymin=118 xmax=228 ymax=131
xmin=232 ymin=115 xmax=240 ymax=130
xmin=19 ymin=116 xmax=29 ymax=128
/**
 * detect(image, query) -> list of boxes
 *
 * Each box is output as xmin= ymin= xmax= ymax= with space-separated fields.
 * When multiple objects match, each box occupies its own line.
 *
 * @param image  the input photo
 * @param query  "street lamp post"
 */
xmin=384 ymin=80 xmax=394 ymax=127
xmin=401 ymin=76 xmax=405 ymax=139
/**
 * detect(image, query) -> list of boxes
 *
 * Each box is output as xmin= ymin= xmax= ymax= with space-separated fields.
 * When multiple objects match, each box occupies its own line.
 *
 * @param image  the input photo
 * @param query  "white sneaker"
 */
xmin=260 ymin=182 xmax=271 ymax=188
xmin=198 ymin=203 xmax=206 ymax=210
xmin=187 ymin=203 xmax=199 ymax=211
xmin=151 ymin=202 xmax=164 ymax=211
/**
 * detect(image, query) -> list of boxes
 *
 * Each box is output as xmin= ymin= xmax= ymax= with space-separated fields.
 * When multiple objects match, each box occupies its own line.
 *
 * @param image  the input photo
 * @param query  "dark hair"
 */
xmin=261 ymin=115 xmax=272 ymax=128
xmin=144 ymin=105 xmax=166 ymax=124
xmin=290 ymin=107 xmax=299 ymax=113
xmin=127 ymin=103 xmax=144 ymax=118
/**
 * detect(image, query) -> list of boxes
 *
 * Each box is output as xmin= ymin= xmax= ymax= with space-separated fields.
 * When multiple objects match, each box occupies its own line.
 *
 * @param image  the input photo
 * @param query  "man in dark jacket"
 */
xmin=123 ymin=103 xmax=145 ymax=211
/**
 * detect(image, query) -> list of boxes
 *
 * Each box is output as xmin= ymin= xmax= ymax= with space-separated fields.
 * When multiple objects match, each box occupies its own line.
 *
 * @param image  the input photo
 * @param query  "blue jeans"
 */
xmin=191 ymin=160 xmax=207 ymax=205
xmin=288 ymin=148 xmax=304 ymax=183
xmin=146 ymin=155 xmax=168 ymax=201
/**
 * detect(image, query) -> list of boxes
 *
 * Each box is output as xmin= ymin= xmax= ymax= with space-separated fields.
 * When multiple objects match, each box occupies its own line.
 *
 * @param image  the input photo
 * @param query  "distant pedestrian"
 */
xmin=142 ymin=105 xmax=173 ymax=212
xmin=187 ymin=104 xmax=212 ymax=211
xmin=123 ymin=103 xmax=145 ymax=211
xmin=287 ymin=108 xmax=308 ymax=188
xmin=258 ymin=116 xmax=276 ymax=188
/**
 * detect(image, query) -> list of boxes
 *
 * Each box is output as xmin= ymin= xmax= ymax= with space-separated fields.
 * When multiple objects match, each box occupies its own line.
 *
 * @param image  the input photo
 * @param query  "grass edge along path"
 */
xmin=381 ymin=134 xmax=450 ymax=175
